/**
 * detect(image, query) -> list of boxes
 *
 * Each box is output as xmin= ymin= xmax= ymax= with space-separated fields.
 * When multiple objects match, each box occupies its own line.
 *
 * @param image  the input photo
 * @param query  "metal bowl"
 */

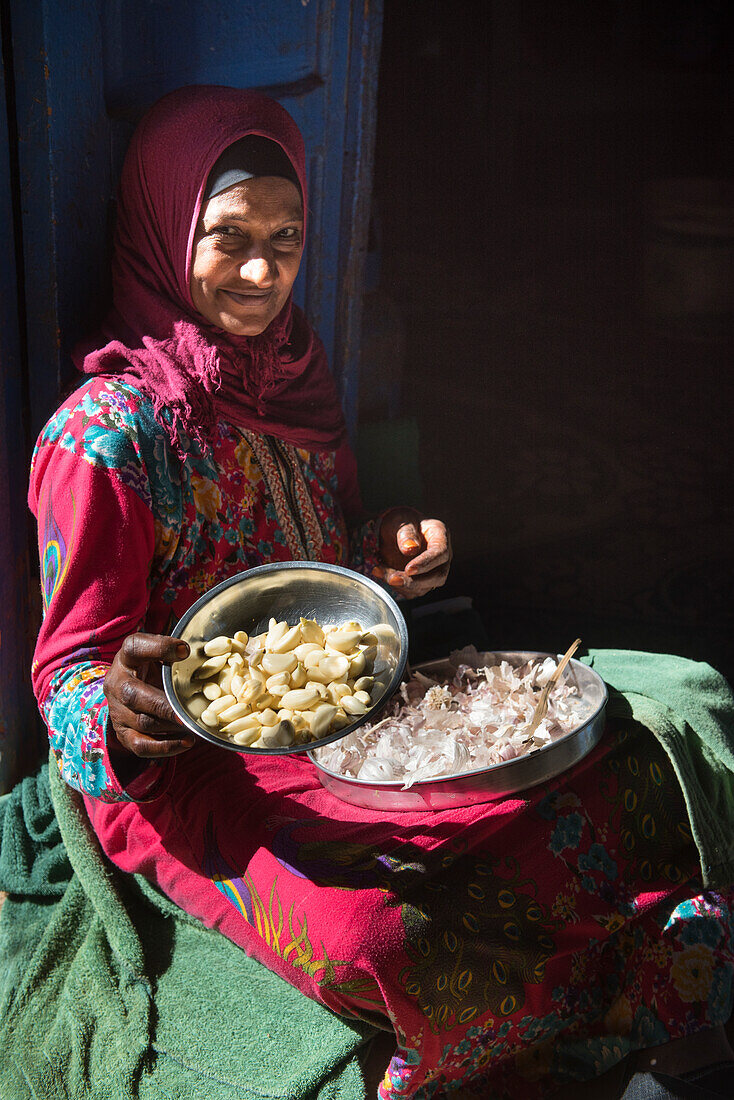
xmin=308 ymin=651 xmax=608 ymax=810
xmin=162 ymin=562 xmax=408 ymax=755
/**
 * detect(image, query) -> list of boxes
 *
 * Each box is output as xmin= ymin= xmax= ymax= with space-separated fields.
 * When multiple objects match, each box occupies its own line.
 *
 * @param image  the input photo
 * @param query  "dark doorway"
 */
xmin=367 ymin=0 xmax=734 ymax=677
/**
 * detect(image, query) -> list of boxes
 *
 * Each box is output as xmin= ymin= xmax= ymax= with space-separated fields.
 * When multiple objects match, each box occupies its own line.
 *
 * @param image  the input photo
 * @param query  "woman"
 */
xmin=29 ymin=86 xmax=733 ymax=1099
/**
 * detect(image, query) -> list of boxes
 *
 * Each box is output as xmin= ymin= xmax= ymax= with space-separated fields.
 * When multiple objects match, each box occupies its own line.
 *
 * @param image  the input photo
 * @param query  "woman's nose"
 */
xmin=239 ymin=255 xmax=274 ymax=286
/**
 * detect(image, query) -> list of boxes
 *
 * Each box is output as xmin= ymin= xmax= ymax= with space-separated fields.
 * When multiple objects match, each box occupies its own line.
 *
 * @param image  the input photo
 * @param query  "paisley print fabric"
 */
xmin=82 ymin=720 xmax=734 ymax=1099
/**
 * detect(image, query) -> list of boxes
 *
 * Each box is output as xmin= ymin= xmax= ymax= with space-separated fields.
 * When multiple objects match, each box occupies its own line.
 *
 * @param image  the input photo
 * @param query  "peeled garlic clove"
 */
xmin=304 ymin=681 xmax=328 ymax=698
xmin=258 ymin=708 xmax=279 ymax=727
xmin=354 ymin=675 xmax=374 ymax=693
xmin=265 ymin=671 xmax=290 ymax=691
xmin=232 ymin=726 xmax=261 ymax=747
xmin=230 ymin=673 xmax=246 ymax=697
xmin=248 ymin=648 xmax=265 ymax=669
xmin=219 ymin=668 xmax=234 ymax=696
xmin=193 ymin=653 xmax=229 ymax=678
xmin=262 ymin=651 xmax=298 ymax=675
xmin=325 ymin=682 xmax=351 ymax=705
xmin=299 ymin=618 xmax=325 ymax=645
xmin=319 ymin=654 xmax=350 ymax=680
xmin=280 ymin=687 xmax=321 ymax=711
xmin=205 ymin=693 xmax=237 ymax=716
xmin=222 ymin=715 xmax=260 ymax=737
xmin=290 ymin=662 xmax=307 ymax=688
xmin=353 ymin=690 xmax=372 ymax=705
xmin=259 ymin=719 xmax=296 ymax=747
xmin=326 ymin=630 xmax=363 ymax=654
xmin=230 ymin=632 xmax=249 ymax=656
xmin=310 ymin=703 xmax=337 ymax=739
xmin=341 ymin=695 xmax=368 ymax=715
xmin=266 ymin=619 xmax=289 ymax=646
xmin=203 ymin=682 xmax=222 ymax=700
xmin=294 ymin=642 xmax=322 ymax=663
xmin=277 ymin=708 xmax=295 ymax=722
xmin=259 ymin=692 xmax=280 ymax=710
xmin=304 ymin=647 xmax=327 ymax=670
xmin=270 ymin=624 xmax=302 ymax=653
xmin=228 ymin=652 xmax=245 ymax=670
xmin=218 ymin=701 xmax=252 ymax=725
xmin=349 ymin=651 xmax=366 ymax=678
xmin=239 ymin=678 xmax=265 ymax=705
xmin=203 ymin=636 xmax=232 ymax=657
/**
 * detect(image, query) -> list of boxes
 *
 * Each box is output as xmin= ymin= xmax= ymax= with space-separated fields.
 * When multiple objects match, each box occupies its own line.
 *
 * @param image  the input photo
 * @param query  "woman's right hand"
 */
xmin=103 ymin=633 xmax=196 ymax=759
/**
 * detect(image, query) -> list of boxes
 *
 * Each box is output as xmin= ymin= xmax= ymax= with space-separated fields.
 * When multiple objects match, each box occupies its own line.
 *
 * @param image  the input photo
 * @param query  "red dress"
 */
xmin=30 ymin=378 xmax=734 ymax=1098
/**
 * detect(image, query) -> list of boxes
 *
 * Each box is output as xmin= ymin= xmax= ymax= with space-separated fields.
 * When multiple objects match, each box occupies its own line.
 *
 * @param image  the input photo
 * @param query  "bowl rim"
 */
xmin=162 ymin=561 xmax=409 ymax=755
xmin=307 ymin=651 xmax=608 ymax=786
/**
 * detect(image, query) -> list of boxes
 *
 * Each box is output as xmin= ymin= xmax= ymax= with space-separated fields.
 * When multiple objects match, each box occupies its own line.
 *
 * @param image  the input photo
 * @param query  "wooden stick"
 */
xmin=522 ymin=638 xmax=583 ymax=743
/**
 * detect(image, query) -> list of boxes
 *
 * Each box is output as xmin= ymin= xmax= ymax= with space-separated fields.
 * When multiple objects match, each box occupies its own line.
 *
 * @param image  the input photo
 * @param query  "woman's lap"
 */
xmin=84 ymin=723 xmax=734 ymax=1098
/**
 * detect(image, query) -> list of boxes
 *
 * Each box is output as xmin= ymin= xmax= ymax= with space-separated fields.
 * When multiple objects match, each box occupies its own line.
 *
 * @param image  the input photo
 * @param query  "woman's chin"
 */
xmin=217 ymin=312 xmax=270 ymax=337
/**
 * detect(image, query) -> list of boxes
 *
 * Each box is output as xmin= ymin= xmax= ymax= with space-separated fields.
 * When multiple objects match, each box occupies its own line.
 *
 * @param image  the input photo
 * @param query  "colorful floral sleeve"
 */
xmin=28 ymin=380 xmax=170 ymax=803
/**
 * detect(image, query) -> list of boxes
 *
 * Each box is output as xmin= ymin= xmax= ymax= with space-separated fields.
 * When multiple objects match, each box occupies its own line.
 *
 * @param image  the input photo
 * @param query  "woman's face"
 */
xmin=190 ymin=176 xmax=304 ymax=336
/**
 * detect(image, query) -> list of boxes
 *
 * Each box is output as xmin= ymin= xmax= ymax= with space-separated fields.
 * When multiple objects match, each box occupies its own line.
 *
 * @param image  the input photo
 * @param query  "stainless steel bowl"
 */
xmin=308 ymin=651 xmax=608 ymax=810
xmin=162 ymin=562 xmax=408 ymax=755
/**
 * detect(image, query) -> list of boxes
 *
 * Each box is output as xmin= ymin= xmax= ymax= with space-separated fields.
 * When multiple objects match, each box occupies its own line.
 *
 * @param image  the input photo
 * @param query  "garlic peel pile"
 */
xmin=313 ymin=648 xmax=593 ymax=787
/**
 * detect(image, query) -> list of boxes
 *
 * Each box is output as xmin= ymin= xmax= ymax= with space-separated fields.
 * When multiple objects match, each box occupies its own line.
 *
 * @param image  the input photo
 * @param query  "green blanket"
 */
xmin=0 ymin=758 xmax=374 ymax=1100
xmin=584 ymin=649 xmax=734 ymax=890
xmin=2 ymin=649 xmax=733 ymax=1098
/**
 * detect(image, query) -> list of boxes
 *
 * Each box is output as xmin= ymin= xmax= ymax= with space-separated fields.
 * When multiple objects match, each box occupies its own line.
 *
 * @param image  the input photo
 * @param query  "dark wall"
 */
xmin=369 ymin=0 xmax=734 ymax=677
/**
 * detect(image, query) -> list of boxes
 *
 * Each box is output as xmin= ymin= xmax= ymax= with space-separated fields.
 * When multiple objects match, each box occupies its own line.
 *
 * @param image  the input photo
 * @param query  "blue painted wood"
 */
xmin=2 ymin=0 xmax=382 ymax=782
xmin=0 ymin=17 xmax=44 ymax=792
xmin=9 ymin=0 xmax=383 ymax=439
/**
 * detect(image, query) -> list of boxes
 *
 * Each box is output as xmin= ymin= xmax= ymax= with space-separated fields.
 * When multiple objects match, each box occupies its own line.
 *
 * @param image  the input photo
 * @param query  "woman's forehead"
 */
xmin=199 ymin=177 xmax=303 ymax=222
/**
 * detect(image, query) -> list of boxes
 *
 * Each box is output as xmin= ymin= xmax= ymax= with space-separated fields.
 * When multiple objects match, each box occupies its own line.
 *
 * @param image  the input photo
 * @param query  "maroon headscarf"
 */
xmin=77 ymin=85 xmax=347 ymax=456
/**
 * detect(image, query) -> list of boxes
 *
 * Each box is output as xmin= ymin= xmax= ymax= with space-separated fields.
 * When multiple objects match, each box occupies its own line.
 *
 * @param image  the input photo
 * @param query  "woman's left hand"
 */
xmin=374 ymin=507 xmax=452 ymax=598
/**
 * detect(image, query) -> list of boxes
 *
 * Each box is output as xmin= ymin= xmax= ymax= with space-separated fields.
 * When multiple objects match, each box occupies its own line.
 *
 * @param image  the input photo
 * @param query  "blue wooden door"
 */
xmin=0 ymin=0 xmax=383 ymax=790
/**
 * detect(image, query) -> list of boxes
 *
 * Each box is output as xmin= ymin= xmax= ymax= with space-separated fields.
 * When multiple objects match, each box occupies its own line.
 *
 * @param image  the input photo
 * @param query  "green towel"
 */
xmin=0 ymin=757 xmax=375 ymax=1100
xmin=583 ymin=649 xmax=734 ymax=890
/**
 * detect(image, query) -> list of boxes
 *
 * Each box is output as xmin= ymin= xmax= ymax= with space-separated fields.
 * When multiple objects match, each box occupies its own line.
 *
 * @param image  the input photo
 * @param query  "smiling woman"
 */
xmin=190 ymin=174 xmax=304 ymax=336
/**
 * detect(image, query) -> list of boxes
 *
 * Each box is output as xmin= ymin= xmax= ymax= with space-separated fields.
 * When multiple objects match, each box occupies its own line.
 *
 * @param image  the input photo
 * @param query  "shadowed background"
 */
xmin=360 ymin=0 xmax=734 ymax=678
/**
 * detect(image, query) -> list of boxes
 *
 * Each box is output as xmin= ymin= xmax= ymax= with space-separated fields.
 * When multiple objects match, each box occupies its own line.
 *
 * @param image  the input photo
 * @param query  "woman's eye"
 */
xmin=274 ymin=227 xmax=301 ymax=245
xmin=211 ymin=225 xmax=238 ymax=239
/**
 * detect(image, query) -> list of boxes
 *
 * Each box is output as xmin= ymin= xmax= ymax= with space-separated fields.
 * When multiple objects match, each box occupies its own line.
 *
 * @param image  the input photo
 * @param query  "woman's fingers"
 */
xmin=396 ymin=522 xmax=422 ymax=557
xmin=118 ymin=632 xmax=189 ymax=670
xmin=382 ymin=559 xmax=451 ymax=598
xmin=404 ymin=519 xmax=451 ymax=576
xmin=375 ymin=513 xmax=452 ymax=598
xmin=105 ymin=633 xmax=195 ymax=759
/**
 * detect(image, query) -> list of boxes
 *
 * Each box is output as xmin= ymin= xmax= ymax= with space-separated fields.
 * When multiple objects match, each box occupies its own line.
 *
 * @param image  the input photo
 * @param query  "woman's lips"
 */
xmin=220 ymin=288 xmax=273 ymax=306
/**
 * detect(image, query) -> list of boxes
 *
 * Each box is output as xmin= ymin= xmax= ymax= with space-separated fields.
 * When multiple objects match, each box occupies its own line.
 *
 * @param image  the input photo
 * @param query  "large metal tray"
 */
xmin=308 ymin=651 xmax=608 ymax=810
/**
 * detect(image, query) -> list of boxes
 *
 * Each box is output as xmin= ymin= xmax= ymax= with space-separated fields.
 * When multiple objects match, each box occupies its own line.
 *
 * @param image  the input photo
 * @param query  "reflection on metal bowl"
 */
xmin=162 ymin=562 xmax=408 ymax=755
xmin=308 ymin=652 xmax=608 ymax=810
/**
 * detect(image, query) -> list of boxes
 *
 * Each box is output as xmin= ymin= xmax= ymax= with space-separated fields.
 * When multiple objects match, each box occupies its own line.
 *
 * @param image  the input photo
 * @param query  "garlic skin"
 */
xmin=314 ymin=650 xmax=592 ymax=788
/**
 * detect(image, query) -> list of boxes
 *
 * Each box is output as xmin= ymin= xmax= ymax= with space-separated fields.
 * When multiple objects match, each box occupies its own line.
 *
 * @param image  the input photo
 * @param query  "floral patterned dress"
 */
xmin=29 ymin=378 xmax=734 ymax=1098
